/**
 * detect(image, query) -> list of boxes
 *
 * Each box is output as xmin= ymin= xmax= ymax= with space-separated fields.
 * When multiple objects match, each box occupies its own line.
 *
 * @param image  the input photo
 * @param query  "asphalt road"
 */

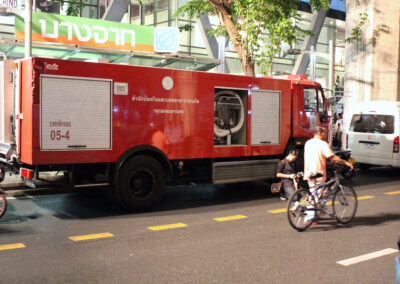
xmin=0 ymin=167 xmax=399 ymax=283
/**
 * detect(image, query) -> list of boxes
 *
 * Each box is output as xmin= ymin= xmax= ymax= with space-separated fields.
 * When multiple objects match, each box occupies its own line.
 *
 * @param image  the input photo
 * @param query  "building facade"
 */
xmin=0 ymin=0 xmax=348 ymax=93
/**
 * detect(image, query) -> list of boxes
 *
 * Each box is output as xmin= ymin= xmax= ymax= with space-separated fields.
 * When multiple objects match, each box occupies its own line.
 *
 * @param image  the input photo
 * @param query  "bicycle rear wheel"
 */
xmin=0 ymin=193 xmax=7 ymax=218
xmin=287 ymin=189 xmax=315 ymax=231
xmin=333 ymin=185 xmax=357 ymax=224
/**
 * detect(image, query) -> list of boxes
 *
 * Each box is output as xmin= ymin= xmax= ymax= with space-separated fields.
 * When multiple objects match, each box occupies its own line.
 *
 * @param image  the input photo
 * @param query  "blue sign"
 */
xmin=154 ymin=27 xmax=179 ymax=53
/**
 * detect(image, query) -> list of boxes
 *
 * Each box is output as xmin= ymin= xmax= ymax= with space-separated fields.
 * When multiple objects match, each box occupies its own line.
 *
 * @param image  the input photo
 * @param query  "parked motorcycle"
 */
xmin=332 ymin=150 xmax=355 ymax=180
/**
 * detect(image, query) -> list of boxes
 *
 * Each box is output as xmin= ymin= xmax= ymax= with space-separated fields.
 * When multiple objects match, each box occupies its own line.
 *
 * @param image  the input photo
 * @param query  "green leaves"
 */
xmin=345 ymin=11 xmax=368 ymax=43
xmin=174 ymin=0 xmax=333 ymax=76
xmin=174 ymin=0 xmax=213 ymax=19
xmin=50 ymin=0 xmax=84 ymax=16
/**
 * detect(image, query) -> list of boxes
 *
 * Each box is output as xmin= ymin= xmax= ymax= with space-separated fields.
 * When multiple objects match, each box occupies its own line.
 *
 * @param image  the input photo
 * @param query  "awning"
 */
xmin=0 ymin=8 xmax=221 ymax=71
xmin=0 ymin=38 xmax=221 ymax=71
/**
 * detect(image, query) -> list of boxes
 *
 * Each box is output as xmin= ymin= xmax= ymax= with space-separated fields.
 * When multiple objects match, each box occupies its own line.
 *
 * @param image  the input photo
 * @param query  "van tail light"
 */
xmin=393 ymin=136 xmax=399 ymax=153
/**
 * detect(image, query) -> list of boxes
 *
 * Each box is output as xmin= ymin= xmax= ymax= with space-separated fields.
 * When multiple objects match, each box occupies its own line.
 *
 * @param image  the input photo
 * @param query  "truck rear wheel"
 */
xmin=116 ymin=155 xmax=165 ymax=210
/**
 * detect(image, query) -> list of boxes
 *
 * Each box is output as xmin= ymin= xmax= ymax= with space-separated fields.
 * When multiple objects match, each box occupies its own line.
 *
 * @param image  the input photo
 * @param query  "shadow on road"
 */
xmin=8 ymin=181 xmax=278 ymax=220
xmin=310 ymin=212 xmax=400 ymax=232
xmin=344 ymin=166 xmax=400 ymax=188
xmin=2 ymin=165 xmax=400 ymax=221
xmin=0 ymin=199 xmax=44 ymax=225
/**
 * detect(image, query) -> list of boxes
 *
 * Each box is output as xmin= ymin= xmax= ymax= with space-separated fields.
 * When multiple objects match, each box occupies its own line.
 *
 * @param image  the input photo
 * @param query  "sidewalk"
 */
xmin=1 ymin=174 xmax=26 ymax=188
xmin=0 ymin=172 xmax=64 ymax=189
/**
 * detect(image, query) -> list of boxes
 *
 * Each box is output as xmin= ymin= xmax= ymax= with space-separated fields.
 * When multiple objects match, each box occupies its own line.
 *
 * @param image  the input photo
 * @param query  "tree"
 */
xmin=50 ymin=0 xmax=84 ymax=16
xmin=175 ymin=0 xmax=333 ymax=76
xmin=52 ymin=0 xmax=365 ymax=76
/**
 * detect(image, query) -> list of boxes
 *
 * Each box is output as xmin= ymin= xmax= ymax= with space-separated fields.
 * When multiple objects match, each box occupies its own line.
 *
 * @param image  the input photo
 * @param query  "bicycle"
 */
xmin=0 ymin=188 xmax=7 ymax=218
xmin=287 ymin=165 xmax=358 ymax=231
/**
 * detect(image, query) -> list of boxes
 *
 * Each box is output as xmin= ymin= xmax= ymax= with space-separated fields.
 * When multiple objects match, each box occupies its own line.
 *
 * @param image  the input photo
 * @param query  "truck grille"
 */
xmin=213 ymin=159 xmax=278 ymax=184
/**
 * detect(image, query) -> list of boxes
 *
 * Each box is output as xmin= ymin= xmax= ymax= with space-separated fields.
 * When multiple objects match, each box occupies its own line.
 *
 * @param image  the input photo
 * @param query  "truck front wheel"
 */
xmin=116 ymin=155 xmax=165 ymax=210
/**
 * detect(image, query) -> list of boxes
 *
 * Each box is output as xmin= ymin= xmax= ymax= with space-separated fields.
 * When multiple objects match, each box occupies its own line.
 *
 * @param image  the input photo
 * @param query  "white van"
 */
xmin=347 ymin=101 xmax=400 ymax=167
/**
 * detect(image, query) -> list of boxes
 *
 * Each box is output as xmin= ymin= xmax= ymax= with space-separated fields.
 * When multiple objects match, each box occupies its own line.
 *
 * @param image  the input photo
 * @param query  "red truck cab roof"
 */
xmin=266 ymin=74 xmax=322 ymax=88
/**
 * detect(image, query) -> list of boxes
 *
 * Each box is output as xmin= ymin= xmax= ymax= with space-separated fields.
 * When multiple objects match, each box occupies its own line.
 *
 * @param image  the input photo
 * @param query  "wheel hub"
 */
xmin=129 ymin=169 xmax=155 ymax=199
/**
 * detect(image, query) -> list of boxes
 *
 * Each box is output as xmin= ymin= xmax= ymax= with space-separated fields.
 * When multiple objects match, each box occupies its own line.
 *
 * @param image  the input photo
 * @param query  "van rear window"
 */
xmin=350 ymin=114 xmax=394 ymax=134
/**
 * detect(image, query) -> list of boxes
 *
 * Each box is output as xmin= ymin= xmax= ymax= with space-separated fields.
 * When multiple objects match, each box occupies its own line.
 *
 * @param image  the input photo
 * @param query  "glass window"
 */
xmin=36 ymin=0 xmax=60 ymax=13
xmin=178 ymin=21 xmax=191 ymax=45
xmin=83 ymin=0 xmax=98 ymax=5
xmin=350 ymin=114 xmax=394 ymax=134
xmin=81 ymin=5 xmax=98 ymax=19
xmin=154 ymin=0 xmax=168 ymax=23
xmin=156 ymin=22 xmax=169 ymax=27
xmin=317 ymin=89 xmax=325 ymax=113
xmin=99 ymin=0 xmax=106 ymax=18
xmin=144 ymin=2 xmax=154 ymax=25
xmin=157 ymin=9 xmax=169 ymax=23
xmin=176 ymin=0 xmax=190 ymax=20
xmin=169 ymin=0 xmax=177 ymax=21
xmin=130 ymin=3 xmax=141 ymax=24
xmin=156 ymin=0 xmax=168 ymax=10
xmin=303 ymin=88 xmax=317 ymax=112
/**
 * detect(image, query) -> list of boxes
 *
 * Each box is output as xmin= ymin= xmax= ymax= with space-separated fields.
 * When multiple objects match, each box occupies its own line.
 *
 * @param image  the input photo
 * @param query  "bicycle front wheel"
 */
xmin=0 ymin=193 xmax=7 ymax=218
xmin=287 ymin=189 xmax=315 ymax=231
xmin=333 ymin=185 xmax=357 ymax=224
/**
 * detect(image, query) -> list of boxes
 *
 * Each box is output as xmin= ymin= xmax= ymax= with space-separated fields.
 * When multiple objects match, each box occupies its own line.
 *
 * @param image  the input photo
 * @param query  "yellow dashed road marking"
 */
xmin=0 ymin=243 xmax=26 ymax=251
xmin=267 ymin=208 xmax=287 ymax=214
xmin=384 ymin=190 xmax=400 ymax=195
xmin=356 ymin=195 xmax=375 ymax=200
xmin=214 ymin=215 xmax=248 ymax=221
xmin=147 ymin=223 xmax=188 ymax=231
xmin=69 ymin=232 xmax=114 ymax=242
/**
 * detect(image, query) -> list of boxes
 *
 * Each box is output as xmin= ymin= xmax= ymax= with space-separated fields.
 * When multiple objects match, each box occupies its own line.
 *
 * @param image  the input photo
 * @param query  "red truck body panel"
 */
xmin=19 ymin=57 xmax=296 ymax=165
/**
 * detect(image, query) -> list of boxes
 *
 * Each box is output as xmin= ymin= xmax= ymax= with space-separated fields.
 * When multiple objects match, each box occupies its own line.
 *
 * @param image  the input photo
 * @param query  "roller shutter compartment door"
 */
xmin=40 ymin=75 xmax=112 ymax=151
xmin=251 ymin=90 xmax=280 ymax=145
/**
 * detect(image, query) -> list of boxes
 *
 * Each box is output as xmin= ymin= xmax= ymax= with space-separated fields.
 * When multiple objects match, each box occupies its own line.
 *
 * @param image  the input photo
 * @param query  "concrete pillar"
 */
xmin=344 ymin=0 xmax=400 ymax=132
xmin=292 ymin=9 xmax=328 ymax=75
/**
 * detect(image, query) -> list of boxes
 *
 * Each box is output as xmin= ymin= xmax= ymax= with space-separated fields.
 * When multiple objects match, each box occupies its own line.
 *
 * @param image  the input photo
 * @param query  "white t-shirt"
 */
xmin=304 ymin=137 xmax=335 ymax=181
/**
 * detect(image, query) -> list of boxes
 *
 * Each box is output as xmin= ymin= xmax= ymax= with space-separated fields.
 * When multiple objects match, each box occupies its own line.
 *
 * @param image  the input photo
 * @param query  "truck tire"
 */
xmin=116 ymin=155 xmax=165 ymax=210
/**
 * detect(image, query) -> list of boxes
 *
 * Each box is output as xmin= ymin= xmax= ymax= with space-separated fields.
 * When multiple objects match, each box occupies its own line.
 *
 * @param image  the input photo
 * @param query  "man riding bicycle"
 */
xmin=303 ymin=126 xmax=354 ymax=224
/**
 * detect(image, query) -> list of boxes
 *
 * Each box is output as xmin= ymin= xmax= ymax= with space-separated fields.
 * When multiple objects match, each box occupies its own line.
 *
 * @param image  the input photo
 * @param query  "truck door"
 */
xmin=302 ymin=87 xmax=329 ymax=137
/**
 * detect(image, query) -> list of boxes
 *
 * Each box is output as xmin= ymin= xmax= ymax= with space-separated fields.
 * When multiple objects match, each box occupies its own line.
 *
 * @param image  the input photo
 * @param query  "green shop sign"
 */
xmin=15 ymin=12 xmax=178 ymax=52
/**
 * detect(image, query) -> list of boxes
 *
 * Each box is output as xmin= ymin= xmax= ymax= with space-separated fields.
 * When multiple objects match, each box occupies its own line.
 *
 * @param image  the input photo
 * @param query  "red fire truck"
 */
xmin=0 ymin=57 xmax=329 ymax=209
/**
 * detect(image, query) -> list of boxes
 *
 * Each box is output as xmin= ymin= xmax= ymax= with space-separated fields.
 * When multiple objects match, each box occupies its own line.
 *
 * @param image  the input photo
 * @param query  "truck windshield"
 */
xmin=350 ymin=114 xmax=394 ymax=134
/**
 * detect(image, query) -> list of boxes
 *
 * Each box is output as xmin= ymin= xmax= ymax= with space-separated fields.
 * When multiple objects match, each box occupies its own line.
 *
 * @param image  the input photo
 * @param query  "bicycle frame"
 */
xmin=307 ymin=172 xmax=341 ymax=216
xmin=287 ymin=166 xmax=357 ymax=231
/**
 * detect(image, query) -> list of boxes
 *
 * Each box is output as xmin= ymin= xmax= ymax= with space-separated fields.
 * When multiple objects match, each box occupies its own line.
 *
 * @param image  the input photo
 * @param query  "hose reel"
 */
xmin=214 ymin=90 xmax=245 ymax=139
